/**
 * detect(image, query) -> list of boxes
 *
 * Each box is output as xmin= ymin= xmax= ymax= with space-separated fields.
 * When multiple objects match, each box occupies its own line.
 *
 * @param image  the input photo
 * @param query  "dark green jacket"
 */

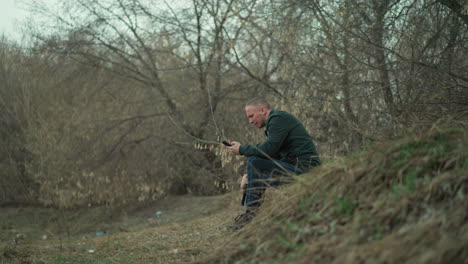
xmin=239 ymin=110 xmax=320 ymax=169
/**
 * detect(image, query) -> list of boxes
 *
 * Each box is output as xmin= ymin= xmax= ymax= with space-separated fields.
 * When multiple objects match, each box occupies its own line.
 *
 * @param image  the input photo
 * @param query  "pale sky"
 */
xmin=0 ymin=0 xmax=30 ymax=40
xmin=0 ymin=0 xmax=182 ymax=42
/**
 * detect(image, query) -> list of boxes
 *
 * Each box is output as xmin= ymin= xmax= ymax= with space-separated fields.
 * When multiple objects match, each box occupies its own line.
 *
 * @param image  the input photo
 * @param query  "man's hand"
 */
xmin=240 ymin=174 xmax=248 ymax=193
xmin=227 ymin=141 xmax=241 ymax=155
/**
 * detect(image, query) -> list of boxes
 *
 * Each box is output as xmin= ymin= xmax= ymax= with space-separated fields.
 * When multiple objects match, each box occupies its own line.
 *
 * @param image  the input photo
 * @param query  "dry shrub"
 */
xmin=0 ymin=36 xmax=241 ymax=207
xmin=200 ymin=123 xmax=468 ymax=264
xmin=10 ymin=56 xmax=178 ymax=208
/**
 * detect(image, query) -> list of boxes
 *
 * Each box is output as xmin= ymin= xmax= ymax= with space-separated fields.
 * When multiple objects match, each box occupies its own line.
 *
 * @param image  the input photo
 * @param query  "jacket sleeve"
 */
xmin=239 ymin=115 xmax=289 ymax=158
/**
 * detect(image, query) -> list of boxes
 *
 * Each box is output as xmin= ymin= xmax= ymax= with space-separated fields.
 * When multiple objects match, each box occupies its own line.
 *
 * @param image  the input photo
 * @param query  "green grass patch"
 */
xmin=334 ymin=196 xmax=358 ymax=216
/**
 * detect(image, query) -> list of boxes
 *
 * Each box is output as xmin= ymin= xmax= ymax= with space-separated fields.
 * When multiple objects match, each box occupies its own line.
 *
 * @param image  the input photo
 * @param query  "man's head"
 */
xmin=245 ymin=97 xmax=271 ymax=128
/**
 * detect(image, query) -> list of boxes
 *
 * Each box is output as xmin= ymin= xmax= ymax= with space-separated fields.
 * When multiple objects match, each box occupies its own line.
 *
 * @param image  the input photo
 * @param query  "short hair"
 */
xmin=245 ymin=97 xmax=271 ymax=110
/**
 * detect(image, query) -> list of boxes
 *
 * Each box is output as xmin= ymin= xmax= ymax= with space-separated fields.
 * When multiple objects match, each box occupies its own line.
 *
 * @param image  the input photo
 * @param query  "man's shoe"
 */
xmin=227 ymin=210 xmax=256 ymax=232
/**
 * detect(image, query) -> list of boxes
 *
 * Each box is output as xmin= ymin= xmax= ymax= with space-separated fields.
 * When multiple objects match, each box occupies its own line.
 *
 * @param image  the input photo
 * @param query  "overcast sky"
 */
xmin=0 ymin=0 xmax=183 ymax=42
xmin=0 ymin=0 xmax=30 ymax=40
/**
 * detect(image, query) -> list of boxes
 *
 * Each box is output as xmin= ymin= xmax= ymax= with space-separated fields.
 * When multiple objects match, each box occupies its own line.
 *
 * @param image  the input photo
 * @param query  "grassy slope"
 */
xmin=202 ymin=126 xmax=468 ymax=264
xmin=1 ymin=126 xmax=467 ymax=264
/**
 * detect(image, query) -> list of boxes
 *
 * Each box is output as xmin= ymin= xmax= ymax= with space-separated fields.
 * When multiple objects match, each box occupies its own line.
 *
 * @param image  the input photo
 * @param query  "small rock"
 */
xmin=13 ymin=234 xmax=26 ymax=245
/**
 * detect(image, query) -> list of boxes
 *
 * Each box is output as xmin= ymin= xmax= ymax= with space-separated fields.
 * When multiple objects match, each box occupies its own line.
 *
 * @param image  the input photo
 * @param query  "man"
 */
xmin=225 ymin=97 xmax=320 ymax=231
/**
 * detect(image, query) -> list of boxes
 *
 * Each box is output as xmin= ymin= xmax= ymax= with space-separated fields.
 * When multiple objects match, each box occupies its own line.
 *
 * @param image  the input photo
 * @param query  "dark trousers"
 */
xmin=245 ymin=156 xmax=305 ymax=208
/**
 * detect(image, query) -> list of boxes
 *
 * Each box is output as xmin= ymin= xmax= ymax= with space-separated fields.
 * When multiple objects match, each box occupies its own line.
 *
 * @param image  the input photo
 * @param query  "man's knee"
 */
xmin=246 ymin=156 xmax=267 ymax=181
xmin=246 ymin=156 xmax=266 ymax=168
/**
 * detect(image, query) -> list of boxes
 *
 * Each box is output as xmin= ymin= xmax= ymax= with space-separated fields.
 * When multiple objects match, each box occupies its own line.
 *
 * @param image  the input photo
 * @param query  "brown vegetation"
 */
xmin=201 ymin=124 xmax=468 ymax=264
xmin=0 ymin=0 xmax=466 ymax=208
xmin=1 ymin=123 xmax=464 ymax=264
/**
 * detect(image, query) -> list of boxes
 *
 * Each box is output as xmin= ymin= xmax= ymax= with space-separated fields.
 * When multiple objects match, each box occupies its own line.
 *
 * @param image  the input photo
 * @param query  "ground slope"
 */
xmin=2 ymin=126 xmax=467 ymax=264
xmin=202 ymin=126 xmax=468 ymax=264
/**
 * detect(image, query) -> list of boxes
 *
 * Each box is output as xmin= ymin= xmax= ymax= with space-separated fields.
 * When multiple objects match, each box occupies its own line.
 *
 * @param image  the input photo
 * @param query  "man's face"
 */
xmin=245 ymin=105 xmax=267 ymax=128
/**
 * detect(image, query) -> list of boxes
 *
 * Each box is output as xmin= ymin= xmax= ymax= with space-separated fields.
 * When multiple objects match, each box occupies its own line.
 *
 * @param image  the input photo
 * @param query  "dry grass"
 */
xmin=2 ymin=125 xmax=467 ymax=264
xmin=0 ymin=194 xmax=243 ymax=264
xmin=200 ymin=125 xmax=468 ymax=263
